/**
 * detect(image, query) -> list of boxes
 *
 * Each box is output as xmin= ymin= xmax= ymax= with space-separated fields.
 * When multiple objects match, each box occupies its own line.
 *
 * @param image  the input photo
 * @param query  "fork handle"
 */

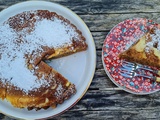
xmin=140 ymin=67 xmax=160 ymax=76
xmin=136 ymin=74 xmax=160 ymax=82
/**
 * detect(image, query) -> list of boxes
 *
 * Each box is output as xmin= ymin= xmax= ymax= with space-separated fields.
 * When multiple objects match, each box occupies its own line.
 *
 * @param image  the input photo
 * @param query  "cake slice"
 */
xmin=6 ymin=61 xmax=76 ymax=110
xmin=119 ymin=28 xmax=160 ymax=67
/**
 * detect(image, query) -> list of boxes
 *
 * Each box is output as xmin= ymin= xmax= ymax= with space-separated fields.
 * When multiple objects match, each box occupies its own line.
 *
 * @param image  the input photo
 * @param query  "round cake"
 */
xmin=0 ymin=10 xmax=87 ymax=110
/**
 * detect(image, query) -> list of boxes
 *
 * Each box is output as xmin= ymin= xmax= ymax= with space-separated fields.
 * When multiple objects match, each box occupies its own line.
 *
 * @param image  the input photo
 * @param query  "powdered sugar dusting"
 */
xmin=0 ymin=23 xmax=49 ymax=93
xmin=0 ymin=10 xmax=79 ymax=93
xmin=146 ymin=29 xmax=160 ymax=50
xmin=31 ymin=18 xmax=78 ymax=47
xmin=55 ymin=84 xmax=63 ymax=97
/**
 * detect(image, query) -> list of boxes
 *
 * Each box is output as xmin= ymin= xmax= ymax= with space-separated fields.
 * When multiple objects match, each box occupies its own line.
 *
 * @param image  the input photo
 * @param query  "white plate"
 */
xmin=0 ymin=1 xmax=96 ymax=119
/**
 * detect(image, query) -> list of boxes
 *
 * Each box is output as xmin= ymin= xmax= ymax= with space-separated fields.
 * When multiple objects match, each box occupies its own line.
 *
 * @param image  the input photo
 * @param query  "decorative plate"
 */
xmin=0 ymin=1 xmax=96 ymax=119
xmin=102 ymin=18 xmax=160 ymax=95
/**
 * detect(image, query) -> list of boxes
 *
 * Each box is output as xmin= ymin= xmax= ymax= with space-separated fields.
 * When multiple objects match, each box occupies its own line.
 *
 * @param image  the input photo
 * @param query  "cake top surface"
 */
xmin=0 ymin=10 xmax=80 ymax=93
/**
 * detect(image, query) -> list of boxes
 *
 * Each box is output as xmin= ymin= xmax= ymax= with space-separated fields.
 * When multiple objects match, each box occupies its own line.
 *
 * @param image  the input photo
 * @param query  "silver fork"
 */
xmin=122 ymin=61 xmax=160 ymax=76
xmin=120 ymin=67 xmax=160 ymax=82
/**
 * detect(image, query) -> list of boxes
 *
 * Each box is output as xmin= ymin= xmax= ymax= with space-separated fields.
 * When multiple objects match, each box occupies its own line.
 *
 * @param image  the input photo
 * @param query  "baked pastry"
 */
xmin=119 ymin=28 xmax=160 ymax=67
xmin=0 ymin=10 xmax=87 ymax=110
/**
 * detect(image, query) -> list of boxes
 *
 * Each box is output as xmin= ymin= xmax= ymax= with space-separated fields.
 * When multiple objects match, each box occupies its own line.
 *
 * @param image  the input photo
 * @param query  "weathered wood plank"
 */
xmin=70 ymin=90 xmax=160 ymax=111
xmin=52 ymin=109 xmax=160 ymax=120
xmin=80 ymin=13 xmax=160 ymax=32
xmin=95 ymin=50 xmax=108 ymax=77
xmin=1 ymin=0 xmax=160 ymax=14
xmin=92 ymin=31 xmax=108 ymax=50
xmin=1 ymin=1 xmax=160 ymax=120
xmin=96 ymin=50 xmax=103 ymax=67
xmin=51 ymin=90 xmax=160 ymax=119
xmin=89 ymin=76 xmax=116 ymax=89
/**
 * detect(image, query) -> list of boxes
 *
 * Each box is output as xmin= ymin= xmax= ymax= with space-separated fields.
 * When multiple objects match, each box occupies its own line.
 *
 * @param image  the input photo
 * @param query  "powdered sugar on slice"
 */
xmin=146 ymin=29 xmax=160 ymax=50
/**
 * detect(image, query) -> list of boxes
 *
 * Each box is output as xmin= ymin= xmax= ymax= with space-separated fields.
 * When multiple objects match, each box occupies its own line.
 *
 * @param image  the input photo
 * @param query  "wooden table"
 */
xmin=1 ymin=0 xmax=160 ymax=119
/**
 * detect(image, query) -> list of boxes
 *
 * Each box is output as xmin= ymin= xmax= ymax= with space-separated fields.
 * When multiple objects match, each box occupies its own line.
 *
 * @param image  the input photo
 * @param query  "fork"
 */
xmin=120 ymin=67 xmax=160 ymax=82
xmin=122 ymin=61 xmax=160 ymax=76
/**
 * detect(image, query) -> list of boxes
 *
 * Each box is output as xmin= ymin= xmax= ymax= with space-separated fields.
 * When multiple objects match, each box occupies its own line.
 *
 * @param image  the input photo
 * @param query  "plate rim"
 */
xmin=0 ymin=1 xmax=96 ymax=119
xmin=102 ymin=18 xmax=160 ymax=95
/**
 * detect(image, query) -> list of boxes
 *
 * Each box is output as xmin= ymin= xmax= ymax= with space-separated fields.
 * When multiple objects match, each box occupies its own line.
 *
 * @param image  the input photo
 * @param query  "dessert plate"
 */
xmin=102 ymin=18 xmax=160 ymax=95
xmin=0 ymin=1 xmax=96 ymax=119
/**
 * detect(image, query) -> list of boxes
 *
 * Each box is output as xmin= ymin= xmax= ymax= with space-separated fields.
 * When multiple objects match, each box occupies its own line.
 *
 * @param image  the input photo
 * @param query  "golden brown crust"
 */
xmin=119 ymin=48 xmax=160 ymax=67
xmin=0 ymin=81 xmax=6 ymax=100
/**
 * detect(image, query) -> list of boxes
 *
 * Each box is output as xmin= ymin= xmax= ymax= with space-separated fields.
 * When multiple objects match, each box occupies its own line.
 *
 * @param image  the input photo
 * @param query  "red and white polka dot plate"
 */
xmin=102 ymin=18 xmax=160 ymax=94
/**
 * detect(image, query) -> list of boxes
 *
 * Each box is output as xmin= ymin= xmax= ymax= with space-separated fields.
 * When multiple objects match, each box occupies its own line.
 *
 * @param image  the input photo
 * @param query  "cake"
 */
xmin=119 ymin=28 xmax=160 ymax=67
xmin=0 ymin=10 xmax=87 ymax=110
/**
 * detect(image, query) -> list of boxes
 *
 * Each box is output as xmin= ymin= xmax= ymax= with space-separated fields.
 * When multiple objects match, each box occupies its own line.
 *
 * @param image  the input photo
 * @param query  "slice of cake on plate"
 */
xmin=119 ymin=28 xmax=160 ymax=67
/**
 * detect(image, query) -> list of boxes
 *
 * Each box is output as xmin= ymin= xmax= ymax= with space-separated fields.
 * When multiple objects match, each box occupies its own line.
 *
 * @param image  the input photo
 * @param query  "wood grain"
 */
xmin=0 ymin=0 xmax=160 ymax=120
xmin=79 ymin=13 xmax=160 ymax=32
xmin=52 ymin=90 xmax=160 ymax=119
xmin=51 ymin=109 xmax=160 ymax=120
xmin=1 ymin=0 xmax=160 ymax=14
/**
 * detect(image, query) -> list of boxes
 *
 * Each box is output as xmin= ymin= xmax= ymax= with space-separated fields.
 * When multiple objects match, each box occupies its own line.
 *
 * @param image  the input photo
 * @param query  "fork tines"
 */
xmin=120 ymin=60 xmax=157 ymax=80
xmin=120 ymin=67 xmax=134 ymax=78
